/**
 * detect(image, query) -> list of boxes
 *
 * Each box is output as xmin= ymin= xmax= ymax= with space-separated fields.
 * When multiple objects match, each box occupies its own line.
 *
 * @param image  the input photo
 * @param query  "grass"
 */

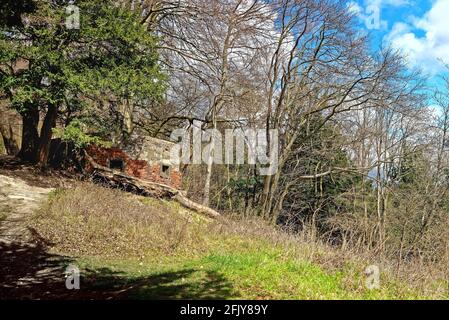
xmin=29 ymin=182 xmax=449 ymax=299
xmin=70 ymin=247 xmax=429 ymax=299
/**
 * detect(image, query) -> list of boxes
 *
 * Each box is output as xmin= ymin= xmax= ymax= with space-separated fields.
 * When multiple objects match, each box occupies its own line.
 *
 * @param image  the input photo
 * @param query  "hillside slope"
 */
xmin=0 ymin=171 xmax=448 ymax=299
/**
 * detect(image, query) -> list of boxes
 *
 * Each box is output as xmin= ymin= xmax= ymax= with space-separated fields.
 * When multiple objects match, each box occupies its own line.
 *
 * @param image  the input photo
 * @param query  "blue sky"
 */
xmin=348 ymin=0 xmax=449 ymax=88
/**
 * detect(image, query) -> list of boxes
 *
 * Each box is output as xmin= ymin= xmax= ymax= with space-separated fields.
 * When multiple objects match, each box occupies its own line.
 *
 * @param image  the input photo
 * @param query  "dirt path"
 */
xmin=0 ymin=170 xmax=72 ymax=299
xmin=0 ymin=158 xmax=178 ymax=299
xmin=0 ymin=163 xmax=128 ymax=299
xmin=0 ymin=174 xmax=54 ymax=243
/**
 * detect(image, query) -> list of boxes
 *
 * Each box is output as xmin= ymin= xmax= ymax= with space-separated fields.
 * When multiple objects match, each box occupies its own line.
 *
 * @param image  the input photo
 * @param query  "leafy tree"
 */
xmin=0 ymin=0 xmax=165 ymax=165
xmin=390 ymin=146 xmax=427 ymax=185
xmin=277 ymin=115 xmax=359 ymax=231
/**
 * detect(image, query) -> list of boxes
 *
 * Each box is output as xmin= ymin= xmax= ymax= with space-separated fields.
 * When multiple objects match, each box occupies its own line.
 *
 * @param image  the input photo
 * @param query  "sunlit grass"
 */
xmin=31 ymin=182 xmax=449 ymax=299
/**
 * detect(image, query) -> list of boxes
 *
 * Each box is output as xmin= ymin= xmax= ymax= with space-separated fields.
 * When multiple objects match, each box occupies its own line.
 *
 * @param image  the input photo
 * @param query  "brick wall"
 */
xmin=86 ymin=145 xmax=182 ymax=189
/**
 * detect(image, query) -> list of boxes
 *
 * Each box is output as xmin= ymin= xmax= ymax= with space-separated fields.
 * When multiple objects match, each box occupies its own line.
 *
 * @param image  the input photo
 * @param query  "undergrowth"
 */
xmin=30 ymin=182 xmax=449 ymax=299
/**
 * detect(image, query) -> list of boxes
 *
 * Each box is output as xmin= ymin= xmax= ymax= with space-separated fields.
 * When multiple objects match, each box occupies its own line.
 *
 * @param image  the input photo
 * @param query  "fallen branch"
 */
xmin=83 ymin=150 xmax=220 ymax=218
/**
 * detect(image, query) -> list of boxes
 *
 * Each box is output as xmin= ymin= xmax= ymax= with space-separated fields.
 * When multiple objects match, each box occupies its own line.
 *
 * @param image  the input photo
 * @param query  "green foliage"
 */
xmin=229 ymin=175 xmax=263 ymax=194
xmin=0 ymin=0 xmax=166 ymax=146
xmin=390 ymin=147 xmax=428 ymax=185
xmin=52 ymin=120 xmax=110 ymax=148
xmin=63 ymin=0 xmax=167 ymax=101
xmin=279 ymin=115 xmax=359 ymax=228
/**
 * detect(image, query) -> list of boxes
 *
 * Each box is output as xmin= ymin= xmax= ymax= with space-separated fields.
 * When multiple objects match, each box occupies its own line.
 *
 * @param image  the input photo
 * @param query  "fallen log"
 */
xmin=173 ymin=193 xmax=222 ymax=219
xmin=83 ymin=151 xmax=220 ymax=218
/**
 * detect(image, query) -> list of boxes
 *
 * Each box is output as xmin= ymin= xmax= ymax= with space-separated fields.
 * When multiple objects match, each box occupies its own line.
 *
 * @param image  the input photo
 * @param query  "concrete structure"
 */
xmin=86 ymin=137 xmax=182 ymax=189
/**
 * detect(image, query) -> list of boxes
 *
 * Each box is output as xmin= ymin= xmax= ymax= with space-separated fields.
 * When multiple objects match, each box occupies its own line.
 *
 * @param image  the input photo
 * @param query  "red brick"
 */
xmin=86 ymin=145 xmax=182 ymax=190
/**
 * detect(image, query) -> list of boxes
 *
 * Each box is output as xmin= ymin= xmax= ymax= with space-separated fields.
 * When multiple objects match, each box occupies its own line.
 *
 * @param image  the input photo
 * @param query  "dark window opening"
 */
xmin=161 ymin=164 xmax=170 ymax=178
xmin=109 ymin=158 xmax=125 ymax=171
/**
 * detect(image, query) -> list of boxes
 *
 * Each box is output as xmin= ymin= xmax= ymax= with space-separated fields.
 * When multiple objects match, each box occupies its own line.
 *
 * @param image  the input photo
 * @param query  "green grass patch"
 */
xmin=69 ymin=247 xmax=436 ymax=299
xmin=30 ymin=182 xmax=449 ymax=300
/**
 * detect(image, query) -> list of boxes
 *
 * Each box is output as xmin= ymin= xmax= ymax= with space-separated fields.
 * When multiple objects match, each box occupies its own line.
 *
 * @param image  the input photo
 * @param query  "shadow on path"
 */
xmin=0 ymin=156 xmax=236 ymax=299
xmin=0 ymin=233 xmax=235 ymax=299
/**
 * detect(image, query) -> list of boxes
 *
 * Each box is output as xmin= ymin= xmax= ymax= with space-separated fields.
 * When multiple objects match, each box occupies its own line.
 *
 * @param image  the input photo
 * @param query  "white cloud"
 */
xmin=384 ymin=0 xmax=449 ymax=75
xmin=348 ymin=0 xmax=410 ymax=31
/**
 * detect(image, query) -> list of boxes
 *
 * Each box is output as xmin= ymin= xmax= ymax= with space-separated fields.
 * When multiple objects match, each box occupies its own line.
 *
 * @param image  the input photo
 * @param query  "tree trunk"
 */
xmin=0 ymin=123 xmax=20 ymax=155
xmin=37 ymin=104 xmax=58 ymax=166
xmin=202 ymin=22 xmax=232 ymax=207
xmin=122 ymin=97 xmax=134 ymax=136
xmin=261 ymin=174 xmax=272 ymax=213
xmin=202 ymin=118 xmax=216 ymax=206
xmin=18 ymin=104 xmax=40 ymax=163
